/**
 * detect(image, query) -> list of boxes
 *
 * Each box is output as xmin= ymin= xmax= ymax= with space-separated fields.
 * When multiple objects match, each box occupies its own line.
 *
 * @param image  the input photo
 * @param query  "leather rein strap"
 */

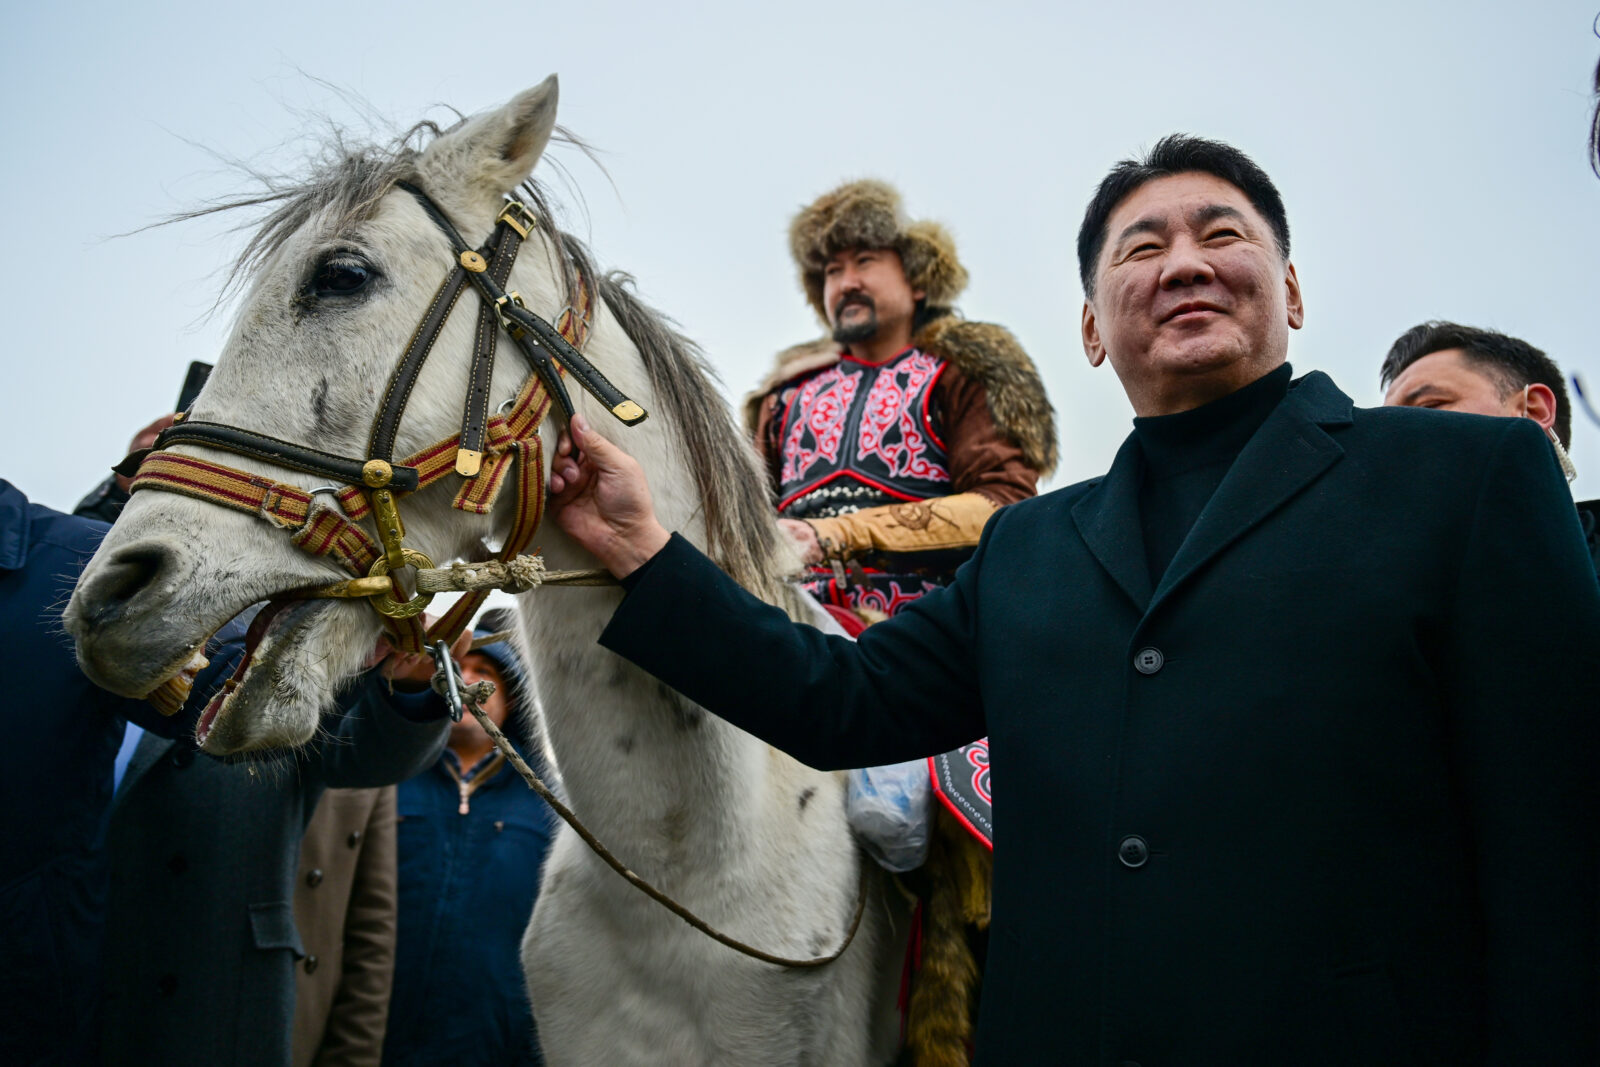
xmin=125 ymin=181 xmax=646 ymax=650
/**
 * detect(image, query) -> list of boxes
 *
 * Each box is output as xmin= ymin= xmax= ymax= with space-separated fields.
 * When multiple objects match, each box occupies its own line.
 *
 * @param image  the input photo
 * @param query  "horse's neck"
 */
xmin=518 ymin=585 xmax=785 ymax=867
xmin=519 ymin=374 xmax=795 ymax=875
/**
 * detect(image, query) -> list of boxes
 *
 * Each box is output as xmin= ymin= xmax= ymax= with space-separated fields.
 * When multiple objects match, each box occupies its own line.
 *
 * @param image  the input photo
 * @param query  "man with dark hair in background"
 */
xmin=1381 ymin=321 xmax=1596 ymax=573
xmin=542 ymin=134 xmax=1599 ymax=1063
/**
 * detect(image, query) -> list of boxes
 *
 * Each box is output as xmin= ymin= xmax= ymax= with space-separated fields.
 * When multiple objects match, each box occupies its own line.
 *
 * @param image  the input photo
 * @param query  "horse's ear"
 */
xmin=417 ymin=76 xmax=559 ymax=205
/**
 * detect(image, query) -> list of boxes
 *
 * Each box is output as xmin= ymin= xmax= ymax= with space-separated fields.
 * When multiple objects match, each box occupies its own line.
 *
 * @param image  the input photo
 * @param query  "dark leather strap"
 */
xmin=499 ymin=298 xmax=645 ymax=424
xmin=152 ymin=421 xmax=420 ymax=491
xmin=459 ymin=223 xmax=523 ymax=462
xmin=367 ymin=267 xmax=471 ymax=463
xmin=394 ymin=181 xmax=647 ymax=427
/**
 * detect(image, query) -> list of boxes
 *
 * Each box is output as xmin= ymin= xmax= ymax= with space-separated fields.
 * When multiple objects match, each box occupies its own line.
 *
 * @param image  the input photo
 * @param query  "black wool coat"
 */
xmin=602 ymin=372 xmax=1600 ymax=1066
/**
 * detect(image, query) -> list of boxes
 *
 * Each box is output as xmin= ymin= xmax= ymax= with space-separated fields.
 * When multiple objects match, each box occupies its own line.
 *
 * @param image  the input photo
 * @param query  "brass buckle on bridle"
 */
xmin=496 ymin=200 xmax=537 ymax=239
xmin=495 ymin=291 xmax=528 ymax=338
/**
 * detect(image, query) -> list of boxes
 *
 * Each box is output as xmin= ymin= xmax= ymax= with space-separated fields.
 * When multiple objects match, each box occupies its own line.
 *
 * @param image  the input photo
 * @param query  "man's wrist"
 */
xmin=610 ymin=522 xmax=672 ymax=579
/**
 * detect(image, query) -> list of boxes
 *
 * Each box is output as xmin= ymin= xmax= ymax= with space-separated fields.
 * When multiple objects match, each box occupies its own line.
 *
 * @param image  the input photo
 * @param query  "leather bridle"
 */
xmin=118 ymin=181 xmax=647 ymax=654
xmin=116 ymin=180 xmax=875 ymax=971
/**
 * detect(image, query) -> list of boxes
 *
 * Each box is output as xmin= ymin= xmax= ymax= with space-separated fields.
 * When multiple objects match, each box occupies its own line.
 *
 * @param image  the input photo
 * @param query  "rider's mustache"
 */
xmin=832 ymin=292 xmax=875 ymax=320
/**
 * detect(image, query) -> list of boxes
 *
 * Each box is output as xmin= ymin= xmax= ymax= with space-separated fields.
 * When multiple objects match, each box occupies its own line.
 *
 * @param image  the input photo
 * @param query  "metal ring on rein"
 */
xmin=430 ymin=650 xmax=872 ymax=969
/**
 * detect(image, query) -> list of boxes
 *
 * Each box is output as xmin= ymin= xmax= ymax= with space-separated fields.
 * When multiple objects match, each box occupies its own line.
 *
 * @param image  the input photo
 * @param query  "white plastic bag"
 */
xmin=847 ymin=758 xmax=933 ymax=873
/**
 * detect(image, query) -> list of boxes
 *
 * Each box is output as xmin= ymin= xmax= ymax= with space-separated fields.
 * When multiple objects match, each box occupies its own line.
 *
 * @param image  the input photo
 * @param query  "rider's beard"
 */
xmin=831 ymin=296 xmax=878 ymax=344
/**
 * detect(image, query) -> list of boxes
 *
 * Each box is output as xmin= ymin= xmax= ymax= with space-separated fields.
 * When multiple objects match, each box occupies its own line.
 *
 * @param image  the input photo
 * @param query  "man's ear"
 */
xmin=1082 ymin=302 xmax=1107 ymax=367
xmin=415 ymin=76 xmax=559 ymax=217
xmin=1284 ymin=261 xmax=1304 ymax=330
xmin=1522 ymin=382 xmax=1559 ymax=433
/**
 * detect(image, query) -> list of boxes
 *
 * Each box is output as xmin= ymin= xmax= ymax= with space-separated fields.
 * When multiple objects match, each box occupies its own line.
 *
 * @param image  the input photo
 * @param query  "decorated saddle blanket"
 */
xmin=929 ymin=738 xmax=992 ymax=848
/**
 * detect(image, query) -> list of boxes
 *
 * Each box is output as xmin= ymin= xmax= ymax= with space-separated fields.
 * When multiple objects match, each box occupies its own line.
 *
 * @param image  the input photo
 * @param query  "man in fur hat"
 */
xmin=744 ymin=180 xmax=1056 ymax=1064
xmin=747 ymin=180 xmax=1055 ymax=619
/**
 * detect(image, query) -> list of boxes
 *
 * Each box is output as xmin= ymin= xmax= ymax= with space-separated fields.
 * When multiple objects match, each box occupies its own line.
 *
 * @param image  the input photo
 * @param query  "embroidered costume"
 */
xmin=745 ymin=179 xmax=1056 ymax=1063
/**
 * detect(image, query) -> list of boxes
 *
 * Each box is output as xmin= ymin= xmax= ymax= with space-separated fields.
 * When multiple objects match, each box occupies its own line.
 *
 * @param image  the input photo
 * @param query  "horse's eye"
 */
xmin=311 ymin=258 xmax=372 ymax=297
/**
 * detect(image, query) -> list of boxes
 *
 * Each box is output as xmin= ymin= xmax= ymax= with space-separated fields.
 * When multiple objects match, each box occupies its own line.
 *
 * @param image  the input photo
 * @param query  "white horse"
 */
xmin=65 ymin=78 xmax=905 ymax=1065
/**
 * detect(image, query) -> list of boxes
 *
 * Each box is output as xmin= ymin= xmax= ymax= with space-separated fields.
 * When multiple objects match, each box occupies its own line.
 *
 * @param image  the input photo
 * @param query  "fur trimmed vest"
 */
xmin=743 ymin=315 xmax=1058 ymax=480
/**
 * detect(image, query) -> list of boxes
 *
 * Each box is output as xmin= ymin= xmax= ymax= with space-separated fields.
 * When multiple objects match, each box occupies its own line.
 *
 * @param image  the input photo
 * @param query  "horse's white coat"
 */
xmin=66 ymin=78 xmax=903 ymax=1064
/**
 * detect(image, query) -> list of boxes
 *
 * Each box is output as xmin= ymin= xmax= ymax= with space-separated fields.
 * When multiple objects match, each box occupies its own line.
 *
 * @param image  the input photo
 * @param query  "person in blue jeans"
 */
xmin=383 ymin=612 xmax=559 ymax=1067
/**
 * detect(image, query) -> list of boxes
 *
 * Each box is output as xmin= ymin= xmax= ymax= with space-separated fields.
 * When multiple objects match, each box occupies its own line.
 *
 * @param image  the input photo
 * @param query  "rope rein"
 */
xmin=434 ymin=660 xmax=873 ymax=969
xmin=414 ymin=554 xmax=616 ymax=594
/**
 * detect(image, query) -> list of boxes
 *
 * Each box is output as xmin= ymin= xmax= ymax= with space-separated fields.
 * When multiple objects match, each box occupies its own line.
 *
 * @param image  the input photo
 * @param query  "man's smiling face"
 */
xmin=1081 ymin=171 xmax=1303 ymax=415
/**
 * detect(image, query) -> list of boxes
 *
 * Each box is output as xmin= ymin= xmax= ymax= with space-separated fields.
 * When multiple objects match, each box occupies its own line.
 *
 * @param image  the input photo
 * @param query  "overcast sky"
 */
xmin=4 ymin=0 xmax=1597 ymax=517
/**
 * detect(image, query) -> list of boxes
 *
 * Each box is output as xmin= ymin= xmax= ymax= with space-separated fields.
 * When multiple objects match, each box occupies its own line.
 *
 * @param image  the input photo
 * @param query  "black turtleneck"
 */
xmin=1133 ymin=363 xmax=1292 ymax=586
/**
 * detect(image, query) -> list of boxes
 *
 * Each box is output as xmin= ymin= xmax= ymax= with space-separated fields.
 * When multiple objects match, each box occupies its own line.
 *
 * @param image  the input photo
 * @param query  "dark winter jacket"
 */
xmin=382 ymin=660 xmax=556 ymax=1067
xmin=601 ymin=373 xmax=1600 ymax=1065
xmin=0 ymin=480 xmax=239 ymax=1066
xmin=101 ymin=673 xmax=446 ymax=1067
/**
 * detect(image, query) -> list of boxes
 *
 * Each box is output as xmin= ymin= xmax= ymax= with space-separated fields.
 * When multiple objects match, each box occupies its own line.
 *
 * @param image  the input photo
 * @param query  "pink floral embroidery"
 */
xmin=780 ymin=367 xmax=862 ymax=484
xmin=856 ymin=351 xmax=946 ymax=481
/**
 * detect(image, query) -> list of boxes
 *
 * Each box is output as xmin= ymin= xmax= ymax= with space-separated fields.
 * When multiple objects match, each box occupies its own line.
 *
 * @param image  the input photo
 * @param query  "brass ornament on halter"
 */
xmin=297 ymin=576 xmax=393 ymax=600
xmin=369 ymin=487 xmax=409 ymax=571
xmin=365 ymin=548 xmax=438 ymax=619
xmin=459 ymin=250 xmax=488 ymax=273
xmin=362 ymin=459 xmax=394 ymax=488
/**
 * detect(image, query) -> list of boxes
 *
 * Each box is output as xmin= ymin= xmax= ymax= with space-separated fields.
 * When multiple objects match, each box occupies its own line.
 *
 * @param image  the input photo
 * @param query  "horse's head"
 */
xmin=65 ymin=78 xmax=582 ymax=754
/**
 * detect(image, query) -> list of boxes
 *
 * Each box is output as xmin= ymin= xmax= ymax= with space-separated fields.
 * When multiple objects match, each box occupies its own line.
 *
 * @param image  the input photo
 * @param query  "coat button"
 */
xmin=304 ymin=955 xmax=319 ymax=974
xmin=170 ymin=747 xmax=195 ymax=769
xmin=167 ymin=853 xmax=188 ymax=875
xmin=346 ymin=830 xmax=363 ymax=848
xmin=305 ymin=868 xmax=324 ymax=888
xmin=1133 ymin=647 xmax=1164 ymax=675
xmin=158 ymin=974 xmax=178 ymax=996
xmin=1118 ymin=835 xmax=1150 ymax=868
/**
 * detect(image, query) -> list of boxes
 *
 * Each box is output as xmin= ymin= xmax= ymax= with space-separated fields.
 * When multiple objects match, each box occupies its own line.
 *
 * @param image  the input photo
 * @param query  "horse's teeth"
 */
xmin=144 ymin=650 xmax=211 ymax=717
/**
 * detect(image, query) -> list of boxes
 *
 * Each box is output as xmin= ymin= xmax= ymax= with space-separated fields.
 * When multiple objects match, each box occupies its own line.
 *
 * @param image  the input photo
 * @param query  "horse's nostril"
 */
xmin=91 ymin=545 xmax=173 ymax=618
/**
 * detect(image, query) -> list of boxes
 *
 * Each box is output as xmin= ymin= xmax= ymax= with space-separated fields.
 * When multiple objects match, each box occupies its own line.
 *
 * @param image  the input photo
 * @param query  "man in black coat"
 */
xmin=545 ymin=137 xmax=1599 ymax=1064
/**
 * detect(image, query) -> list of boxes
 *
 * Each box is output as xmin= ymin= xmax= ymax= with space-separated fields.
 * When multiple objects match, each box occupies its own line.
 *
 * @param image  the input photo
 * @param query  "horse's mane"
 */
xmin=173 ymin=117 xmax=794 ymax=603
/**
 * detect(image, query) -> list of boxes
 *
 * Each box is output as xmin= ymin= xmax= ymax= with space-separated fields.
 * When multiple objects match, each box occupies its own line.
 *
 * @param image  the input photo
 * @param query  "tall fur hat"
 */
xmin=789 ymin=180 xmax=969 ymax=322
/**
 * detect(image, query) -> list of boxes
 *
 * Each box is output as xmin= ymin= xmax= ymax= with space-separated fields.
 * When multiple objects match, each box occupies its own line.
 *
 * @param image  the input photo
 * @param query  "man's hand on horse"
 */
xmin=549 ymin=413 xmax=671 ymax=578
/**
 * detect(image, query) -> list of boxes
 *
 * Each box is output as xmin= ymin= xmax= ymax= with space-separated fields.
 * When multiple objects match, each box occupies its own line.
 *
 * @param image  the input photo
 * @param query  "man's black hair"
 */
xmin=1076 ymin=135 xmax=1291 ymax=299
xmin=1381 ymin=321 xmax=1572 ymax=448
